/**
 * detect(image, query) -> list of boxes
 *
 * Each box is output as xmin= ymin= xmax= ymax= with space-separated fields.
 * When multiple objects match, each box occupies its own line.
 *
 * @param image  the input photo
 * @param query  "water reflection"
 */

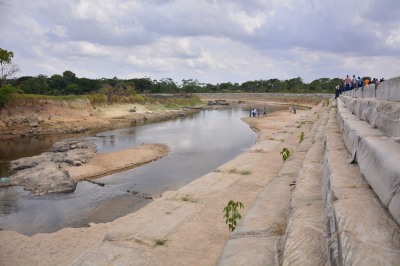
xmin=0 ymin=187 xmax=20 ymax=215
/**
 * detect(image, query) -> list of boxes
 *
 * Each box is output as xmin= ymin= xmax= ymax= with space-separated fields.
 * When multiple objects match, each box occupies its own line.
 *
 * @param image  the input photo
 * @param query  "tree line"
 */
xmin=6 ymin=71 xmax=343 ymax=96
xmin=1 ymin=47 xmax=345 ymax=98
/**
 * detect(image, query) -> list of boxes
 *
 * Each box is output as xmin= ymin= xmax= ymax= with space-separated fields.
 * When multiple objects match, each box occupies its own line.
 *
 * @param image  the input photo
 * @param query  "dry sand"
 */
xmin=66 ymin=143 xmax=169 ymax=181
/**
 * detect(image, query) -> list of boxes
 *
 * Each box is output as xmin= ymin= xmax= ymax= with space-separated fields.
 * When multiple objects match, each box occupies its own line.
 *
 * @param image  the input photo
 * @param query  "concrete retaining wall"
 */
xmin=344 ymin=76 xmax=400 ymax=102
xmin=338 ymin=76 xmax=400 ymax=225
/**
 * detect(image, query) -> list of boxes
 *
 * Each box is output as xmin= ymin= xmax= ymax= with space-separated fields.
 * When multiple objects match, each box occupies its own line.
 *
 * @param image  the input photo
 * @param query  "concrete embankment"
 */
xmin=220 ymin=77 xmax=400 ymax=265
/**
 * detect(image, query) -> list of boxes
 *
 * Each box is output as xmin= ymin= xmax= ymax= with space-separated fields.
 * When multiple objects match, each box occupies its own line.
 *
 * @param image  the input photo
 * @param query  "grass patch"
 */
xmin=155 ymin=239 xmax=168 ymax=246
xmin=268 ymin=137 xmax=283 ymax=142
xmin=240 ymin=170 xmax=251 ymax=176
xmin=180 ymin=194 xmax=197 ymax=203
xmin=227 ymin=168 xmax=251 ymax=175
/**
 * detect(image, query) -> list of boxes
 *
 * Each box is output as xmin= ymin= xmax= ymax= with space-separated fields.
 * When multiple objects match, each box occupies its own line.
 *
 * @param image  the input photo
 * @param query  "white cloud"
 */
xmin=1 ymin=0 xmax=399 ymax=83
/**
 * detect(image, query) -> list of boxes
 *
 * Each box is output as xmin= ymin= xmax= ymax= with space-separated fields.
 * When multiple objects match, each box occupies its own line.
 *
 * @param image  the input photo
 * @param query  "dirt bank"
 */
xmin=0 ymin=99 xmax=199 ymax=139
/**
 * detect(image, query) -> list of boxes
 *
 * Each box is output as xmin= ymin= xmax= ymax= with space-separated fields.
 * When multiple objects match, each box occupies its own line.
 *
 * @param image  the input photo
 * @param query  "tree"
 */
xmin=0 ymin=48 xmax=20 ymax=87
xmin=19 ymin=75 xmax=49 ymax=94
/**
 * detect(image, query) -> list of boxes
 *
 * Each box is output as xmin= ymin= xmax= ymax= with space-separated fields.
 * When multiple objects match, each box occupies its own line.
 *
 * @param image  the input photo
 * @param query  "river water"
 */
xmin=0 ymin=104 xmax=285 ymax=236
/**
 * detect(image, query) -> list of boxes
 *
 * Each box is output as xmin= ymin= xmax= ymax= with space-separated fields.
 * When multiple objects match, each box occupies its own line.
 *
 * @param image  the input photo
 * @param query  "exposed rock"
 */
xmin=11 ymin=153 xmax=54 ymax=171
xmin=8 ymin=140 xmax=97 ymax=195
xmin=9 ymin=161 xmax=75 ymax=195
xmin=29 ymin=121 xmax=39 ymax=127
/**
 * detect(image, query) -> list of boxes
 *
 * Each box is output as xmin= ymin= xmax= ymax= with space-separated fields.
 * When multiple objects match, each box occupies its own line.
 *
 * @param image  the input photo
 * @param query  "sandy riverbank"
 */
xmin=0 ymin=99 xmax=323 ymax=265
xmin=66 ymin=143 xmax=169 ymax=182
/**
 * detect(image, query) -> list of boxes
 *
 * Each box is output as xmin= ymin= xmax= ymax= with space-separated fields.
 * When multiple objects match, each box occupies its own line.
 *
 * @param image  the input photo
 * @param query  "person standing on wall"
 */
xmin=344 ymin=75 xmax=351 ymax=91
xmin=352 ymin=75 xmax=358 ymax=90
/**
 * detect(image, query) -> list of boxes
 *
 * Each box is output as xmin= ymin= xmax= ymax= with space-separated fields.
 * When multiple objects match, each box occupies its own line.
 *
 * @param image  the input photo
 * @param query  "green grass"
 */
xmin=155 ymin=239 xmax=168 ymax=246
xmin=180 ymin=194 xmax=197 ymax=203
xmin=227 ymin=168 xmax=251 ymax=175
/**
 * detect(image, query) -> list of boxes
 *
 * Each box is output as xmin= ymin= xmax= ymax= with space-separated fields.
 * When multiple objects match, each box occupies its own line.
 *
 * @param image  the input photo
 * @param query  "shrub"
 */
xmin=0 ymin=85 xmax=22 ymax=107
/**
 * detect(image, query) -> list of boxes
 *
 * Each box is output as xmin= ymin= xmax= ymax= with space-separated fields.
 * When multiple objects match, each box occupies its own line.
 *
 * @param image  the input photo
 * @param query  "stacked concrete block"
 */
xmin=337 ymin=76 xmax=400 ymax=225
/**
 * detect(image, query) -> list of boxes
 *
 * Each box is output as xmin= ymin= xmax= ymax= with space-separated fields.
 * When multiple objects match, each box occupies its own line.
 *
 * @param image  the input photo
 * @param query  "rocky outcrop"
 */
xmin=7 ymin=140 xmax=97 ymax=195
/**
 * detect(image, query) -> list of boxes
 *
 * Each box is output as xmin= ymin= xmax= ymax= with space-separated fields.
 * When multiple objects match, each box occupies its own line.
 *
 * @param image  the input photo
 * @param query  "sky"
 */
xmin=1 ymin=0 xmax=399 ymax=85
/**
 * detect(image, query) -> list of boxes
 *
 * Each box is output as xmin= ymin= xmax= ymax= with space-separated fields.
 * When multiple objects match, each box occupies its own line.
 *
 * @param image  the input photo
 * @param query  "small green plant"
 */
xmin=280 ymin=148 xmax=291 ymax=161
xmin=299 ymin=132 xmax=304 ymax=143
xmin=180 ymin=194 xmax=197 ymax=203
xmin=223 ymin=200 xmax=244 ymax=232
xmin=317 ymin=114 xmax=320 ymax=120
xmin=155 ymin=239 xmax=168 ymax=246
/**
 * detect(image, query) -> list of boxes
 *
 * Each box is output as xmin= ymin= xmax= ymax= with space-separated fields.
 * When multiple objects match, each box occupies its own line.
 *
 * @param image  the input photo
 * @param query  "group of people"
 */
xmin=335 ymin=75 xmax=385 ymax=99
xmin=249 ymin=107 xmax=267 ymax=117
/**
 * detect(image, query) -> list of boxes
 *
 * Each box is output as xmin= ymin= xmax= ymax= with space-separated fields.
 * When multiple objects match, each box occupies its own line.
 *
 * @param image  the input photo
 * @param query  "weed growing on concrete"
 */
xmin=228 ymin=168 xmax=238 ymax=174
xmin=268 ymin=137 xmax=283 ymax=142
xmin=299 ymin=132 xmax=304 ymax=143
xmin=227 ymin=168 xmax=251 ymax=175
xmin=280 ymin=148 xmax=290 ymax=161
xmin=180 ymin=194 xmax=197 ymax=203
xmin=223 ymin=200 xmax=244 ymax=232
xmin=240 ymin=170 xmax=251 ymax=176
xmin=155 ymin=239 xmax=168 ymax=246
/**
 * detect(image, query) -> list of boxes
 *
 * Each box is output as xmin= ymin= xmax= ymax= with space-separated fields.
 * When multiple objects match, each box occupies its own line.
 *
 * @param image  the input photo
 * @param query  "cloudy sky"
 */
xmin=1 ymin=0 xmax=399 ymax=84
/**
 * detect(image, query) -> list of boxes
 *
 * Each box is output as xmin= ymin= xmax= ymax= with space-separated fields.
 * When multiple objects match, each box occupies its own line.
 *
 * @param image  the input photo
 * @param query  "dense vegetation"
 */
xmin=7 ymin=72 xmax=342 ymax=96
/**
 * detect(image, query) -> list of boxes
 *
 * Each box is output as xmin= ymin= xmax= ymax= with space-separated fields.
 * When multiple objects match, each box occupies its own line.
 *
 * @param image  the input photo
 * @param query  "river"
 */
xmin=0 ymin=104 xmax=285 ymax=236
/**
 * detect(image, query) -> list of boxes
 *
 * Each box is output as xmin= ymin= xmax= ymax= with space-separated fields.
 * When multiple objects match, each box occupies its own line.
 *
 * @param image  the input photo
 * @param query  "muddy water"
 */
xmin=0 ymin=105 xmax=285 ymax=236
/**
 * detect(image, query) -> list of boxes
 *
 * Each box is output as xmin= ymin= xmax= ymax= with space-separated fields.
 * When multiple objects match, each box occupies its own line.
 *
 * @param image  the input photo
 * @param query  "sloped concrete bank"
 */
xmin=220 ymin=77 xmax=400 ymax=265
xmin=323 ymin=106 xmax=400 ymax=264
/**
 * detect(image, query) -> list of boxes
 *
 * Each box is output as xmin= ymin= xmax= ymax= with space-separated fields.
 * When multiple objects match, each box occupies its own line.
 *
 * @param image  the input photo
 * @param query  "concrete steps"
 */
xmin=323 ymin=105 xmax=400 ymax=264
